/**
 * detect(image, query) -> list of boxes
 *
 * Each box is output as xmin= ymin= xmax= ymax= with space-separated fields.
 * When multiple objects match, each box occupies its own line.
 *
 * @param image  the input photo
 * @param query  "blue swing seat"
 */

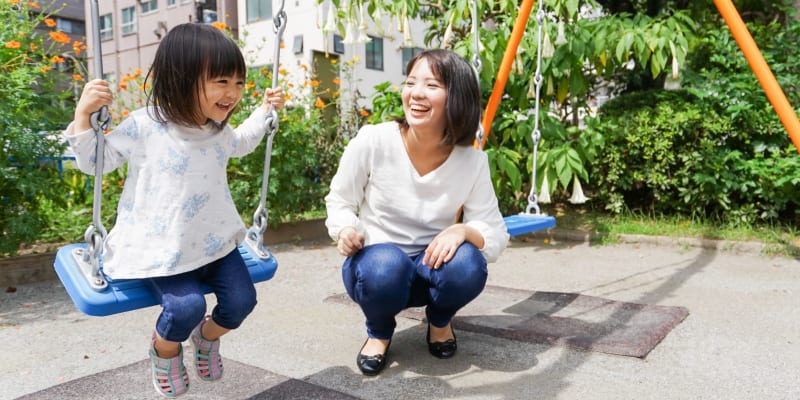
xmin=504 ymin=213 xmax=556 ymax=237
xmin=54 ymin=242 xmax=277 ymax=317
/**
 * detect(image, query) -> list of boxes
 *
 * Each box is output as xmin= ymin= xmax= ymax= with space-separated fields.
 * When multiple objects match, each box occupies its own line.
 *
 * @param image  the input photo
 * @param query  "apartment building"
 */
xmin=34 ymin=0 xmax=87 ymax=93
xmin=83 ymin=1 xmax=429 ymax=109
xmin=84 ymin=0 xmax=237 ymax=82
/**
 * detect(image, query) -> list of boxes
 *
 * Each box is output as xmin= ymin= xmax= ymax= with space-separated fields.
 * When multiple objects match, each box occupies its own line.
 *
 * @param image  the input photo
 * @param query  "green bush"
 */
xmin=589 ymin=88 xmax=800 ymax=225
xmin=1 ymin=2 xmax=76 ymax=255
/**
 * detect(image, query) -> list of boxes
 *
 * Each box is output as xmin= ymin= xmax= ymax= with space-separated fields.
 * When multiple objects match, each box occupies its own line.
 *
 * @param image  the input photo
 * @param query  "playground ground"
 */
xmin=3 ymin=231 xmax=800 ymax=399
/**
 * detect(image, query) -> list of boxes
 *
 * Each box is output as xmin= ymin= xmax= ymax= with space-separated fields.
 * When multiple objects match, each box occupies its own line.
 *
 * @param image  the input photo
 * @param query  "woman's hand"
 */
xmin=423 ymin=224 xmax=468 ymax=269
xmin=72 ymin=79 xmax=113 ymax=134
xmin=263 ymin=87 xmax=285 ymax=111
xmin=337 ymin=226 xmax=364 ymax=257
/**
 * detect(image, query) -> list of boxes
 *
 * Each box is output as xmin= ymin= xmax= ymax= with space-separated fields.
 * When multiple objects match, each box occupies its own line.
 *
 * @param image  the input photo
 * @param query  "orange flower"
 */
xmin=122 ymin=110 xmax=129 ymax=117
xmin=332 ymin=78 xmax=341 ymax=85
xmin=29 ymin=42 xmax=36 ymax=51
xmin=8 ymin=0 xmax=20 ymax=5
xmin=50 ymin=55 xmax=65 ymax=63
xmin=287 ymin=82 xmax=294 ymax=88
xmin=252 ymin=91 xmax=260 ymax=98
xmin=300 ymin=64 xmax=308 ymax=70
xmin=314 ymin=98 xmax=325 ymax=108
xmin=119 ymin=82 xmax=127 ymax=90
xmin=211 ymin=21 xmax=227 ymax=31
xmin=27 ymin=2 xmax=39 ymax=9
xmin=278 ymin=68 xmax=287 ymax=76
xmin=73 ymin=74 xmax=83 ymax=81
xmin=5 ymin=40 xmax=21 ymax=49
xmin=44 ymin=18 xmax=56 ymax=27
xmin=40 ymin=65 xmax=52 ymax=73
xmin=246 ymin=82 xmax=255 ymax=90
xmin=359 ymin=109 xmax=369 ymax=117
xmin=133 ymin=68 xmax=142 ymax=76
xmin=279 ymin=43 xmax=285 ymax=49
xmin=49 ymin=31 xmax=71 ymax=44
xmin=310 ymin=79 xmax=319 ymax=87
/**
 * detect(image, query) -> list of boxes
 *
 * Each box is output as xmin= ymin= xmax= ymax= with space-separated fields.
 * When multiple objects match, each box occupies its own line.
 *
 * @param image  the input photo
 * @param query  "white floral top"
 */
xmin=63 ymin=107 xmax=268 ymax=279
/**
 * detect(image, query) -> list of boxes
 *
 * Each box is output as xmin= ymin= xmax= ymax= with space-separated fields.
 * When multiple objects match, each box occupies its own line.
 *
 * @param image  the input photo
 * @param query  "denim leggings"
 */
xmin=147 ymin=248 xmax=258 ymax=342
xmin=342 ymin=242 xmax=488 ymax=339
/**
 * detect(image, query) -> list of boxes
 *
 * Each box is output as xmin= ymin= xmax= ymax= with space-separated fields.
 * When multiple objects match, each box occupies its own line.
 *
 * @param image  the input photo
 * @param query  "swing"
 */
xmin=469 ymin=0 xmax=556 ymax=237
xmin=53 ymin=0 xmax=288 ymax=317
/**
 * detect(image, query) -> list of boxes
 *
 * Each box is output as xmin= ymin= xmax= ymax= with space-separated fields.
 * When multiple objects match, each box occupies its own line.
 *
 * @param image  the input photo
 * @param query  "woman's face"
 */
xmin=196 ymin=74 xmax=245 ymax=124
xmin=402 ymin=57 xmax=448 ymax=135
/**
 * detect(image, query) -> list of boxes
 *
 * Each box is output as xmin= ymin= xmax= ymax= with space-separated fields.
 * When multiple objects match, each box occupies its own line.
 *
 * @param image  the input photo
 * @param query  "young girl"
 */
xmin=64 ymin=23 xmax=284 ymax=397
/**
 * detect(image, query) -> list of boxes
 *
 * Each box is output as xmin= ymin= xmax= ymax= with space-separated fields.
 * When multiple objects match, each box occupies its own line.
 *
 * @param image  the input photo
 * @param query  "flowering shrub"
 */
xmin=1 ymin=0 xmax=84 ymax=255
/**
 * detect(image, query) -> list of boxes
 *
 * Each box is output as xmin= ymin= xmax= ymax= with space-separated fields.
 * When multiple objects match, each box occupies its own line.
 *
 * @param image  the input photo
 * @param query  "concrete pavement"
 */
xmin=3 ymin=234 xmax=800 ymax=399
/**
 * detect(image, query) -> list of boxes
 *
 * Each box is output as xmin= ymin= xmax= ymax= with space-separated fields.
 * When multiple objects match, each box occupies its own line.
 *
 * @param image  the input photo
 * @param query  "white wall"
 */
xmin=238 ymin=0 xmax=430 ymax=108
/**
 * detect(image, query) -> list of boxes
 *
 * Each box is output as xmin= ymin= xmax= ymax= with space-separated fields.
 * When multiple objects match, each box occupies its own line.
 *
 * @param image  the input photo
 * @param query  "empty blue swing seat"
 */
xmin=54 ymin=243 xmax=277 ymax=317
xmin=504 ymin=213 xmax=556 ymax=237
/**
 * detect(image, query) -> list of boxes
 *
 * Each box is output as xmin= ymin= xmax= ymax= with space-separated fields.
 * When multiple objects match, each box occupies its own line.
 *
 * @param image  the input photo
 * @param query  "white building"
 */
xmin=238 ymin=1 xmax=428 ymax=110
xmin=83 ymin=1 xmax=429 ymax=110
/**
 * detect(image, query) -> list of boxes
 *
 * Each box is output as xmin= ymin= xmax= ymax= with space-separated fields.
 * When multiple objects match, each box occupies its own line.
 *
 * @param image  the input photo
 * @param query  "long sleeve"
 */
xmin=324 ymin=126 xmax=372 ymax=241
xmin=63 ymin=114 xmax=140 ymax=175
xmin=230 ymin=106 xmax=269 ymax=158
xmin=461 ymin=153 xmax=509 ymax=263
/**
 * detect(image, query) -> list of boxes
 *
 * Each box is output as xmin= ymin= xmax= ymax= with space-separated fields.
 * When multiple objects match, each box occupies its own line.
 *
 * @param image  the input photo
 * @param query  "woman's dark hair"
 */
xmin=145 ymin=23 xmax=247 ymax=128
xmin=398 ymin=49 xmax=482 ymax=146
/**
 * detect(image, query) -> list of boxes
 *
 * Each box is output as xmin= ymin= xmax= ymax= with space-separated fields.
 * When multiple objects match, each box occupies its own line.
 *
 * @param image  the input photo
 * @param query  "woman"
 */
xmin=325 ymin=49 xmax=509 ymax=376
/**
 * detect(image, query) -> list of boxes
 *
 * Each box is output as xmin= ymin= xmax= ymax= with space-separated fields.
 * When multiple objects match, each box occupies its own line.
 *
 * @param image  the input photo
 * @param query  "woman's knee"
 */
xmin=439 ymin=243 xmax=488 ymax=292
xmin=343 ymin=243 xmax=414 ymax=303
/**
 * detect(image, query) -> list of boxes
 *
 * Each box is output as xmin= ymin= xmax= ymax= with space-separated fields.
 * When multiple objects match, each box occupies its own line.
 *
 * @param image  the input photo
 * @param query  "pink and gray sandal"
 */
xmin=149 ymin=333 xmax=190 ymax=397
xmin=190 ymin=316 xmax=224 ymax=382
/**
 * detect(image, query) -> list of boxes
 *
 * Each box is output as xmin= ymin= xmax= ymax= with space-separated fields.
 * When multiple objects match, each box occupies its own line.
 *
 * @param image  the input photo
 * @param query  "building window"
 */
xmin=167 ymin=0 xmax=176 ymax=6
xmin=401 ymin=47 xmax=424 ymax=75
xmin=121 ymin=7 xmax=136 ymax=35
xmin=99 ymin=14 xmax=113 ymax=41
xmin=140 ymin=0 xmax=158 ymax=14
xmin=365 ymin=36 xmax=383 ymax=71
xmin=332 ymin=34 xmax=344 ymax=54
xmin=56 ymin=18 xmax=84 ymax=35
xmin=246 ymin=0 xmax=272 ymax=23
xmin=203 ymin=9 xmax=218 ymax=24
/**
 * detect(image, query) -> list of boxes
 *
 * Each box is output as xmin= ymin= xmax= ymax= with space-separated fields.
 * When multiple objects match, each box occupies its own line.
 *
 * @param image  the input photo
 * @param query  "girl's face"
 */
xmin=196 ymin=74 xmax=245 ymax=124
xmin=402 ymin=57 xmax=448 ymax=135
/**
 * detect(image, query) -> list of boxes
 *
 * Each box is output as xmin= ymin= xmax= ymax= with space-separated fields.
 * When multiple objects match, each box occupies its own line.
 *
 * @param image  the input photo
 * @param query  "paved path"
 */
xmin=3 ymin=237 xmax=799 ymax=399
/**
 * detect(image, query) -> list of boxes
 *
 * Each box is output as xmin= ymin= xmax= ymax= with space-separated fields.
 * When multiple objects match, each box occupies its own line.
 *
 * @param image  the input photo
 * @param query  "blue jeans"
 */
xmin=147 ymin=248 xmax=257 ymax=342
xmin=342 ymin=242 xmax=488 ymax=339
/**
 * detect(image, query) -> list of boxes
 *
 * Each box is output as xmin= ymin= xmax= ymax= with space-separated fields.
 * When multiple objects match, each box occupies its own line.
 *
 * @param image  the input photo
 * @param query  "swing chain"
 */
xmin=71 ymin=0 xmax=109 ymax=291
xmin=470 ymin=0 xmax=486 ymax=149
xmin=525 ymin=1 xmax=547 ymax=216
xmin=247 ymin=0 xmax=287 ymax=258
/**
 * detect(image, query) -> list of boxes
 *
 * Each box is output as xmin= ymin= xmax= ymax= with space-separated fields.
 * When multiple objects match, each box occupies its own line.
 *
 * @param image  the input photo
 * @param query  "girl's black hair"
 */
xmin=144 ymin=23 xmax=247 ymax=128
xmin=397 ymin=49 xmax=482 ymax=146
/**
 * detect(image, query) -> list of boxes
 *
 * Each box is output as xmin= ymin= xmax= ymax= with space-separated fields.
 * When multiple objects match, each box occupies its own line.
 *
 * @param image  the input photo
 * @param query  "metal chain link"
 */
xmin=525 ymin=4 xmax=547 ymax=215
xmin=471 ymin=0 xmax=485 ymax=149
xmin=248 ymin=0 xmax=287 ymax=252
xmin=79 ymin=0 xmax=111 ymax=289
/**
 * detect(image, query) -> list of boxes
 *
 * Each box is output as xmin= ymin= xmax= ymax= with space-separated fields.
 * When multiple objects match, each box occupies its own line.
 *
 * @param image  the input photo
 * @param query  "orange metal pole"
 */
xmin=478 ymin=0 xmax=535 ymax=149
xmin=714 ymin=0 xmax=800 ymax=153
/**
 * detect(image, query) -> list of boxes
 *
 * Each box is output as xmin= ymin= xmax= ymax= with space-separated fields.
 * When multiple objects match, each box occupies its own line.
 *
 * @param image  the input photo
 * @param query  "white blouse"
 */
xmin=325 ymin=122 xmax=509 ymax=262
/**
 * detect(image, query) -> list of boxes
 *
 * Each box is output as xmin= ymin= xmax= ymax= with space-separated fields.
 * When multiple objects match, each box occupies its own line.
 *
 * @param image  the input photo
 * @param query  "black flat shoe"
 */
xmin=356 ymin=339 xmax=390 ymax=376
xmin=427 ymin=323 xmax=457 ymax=359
